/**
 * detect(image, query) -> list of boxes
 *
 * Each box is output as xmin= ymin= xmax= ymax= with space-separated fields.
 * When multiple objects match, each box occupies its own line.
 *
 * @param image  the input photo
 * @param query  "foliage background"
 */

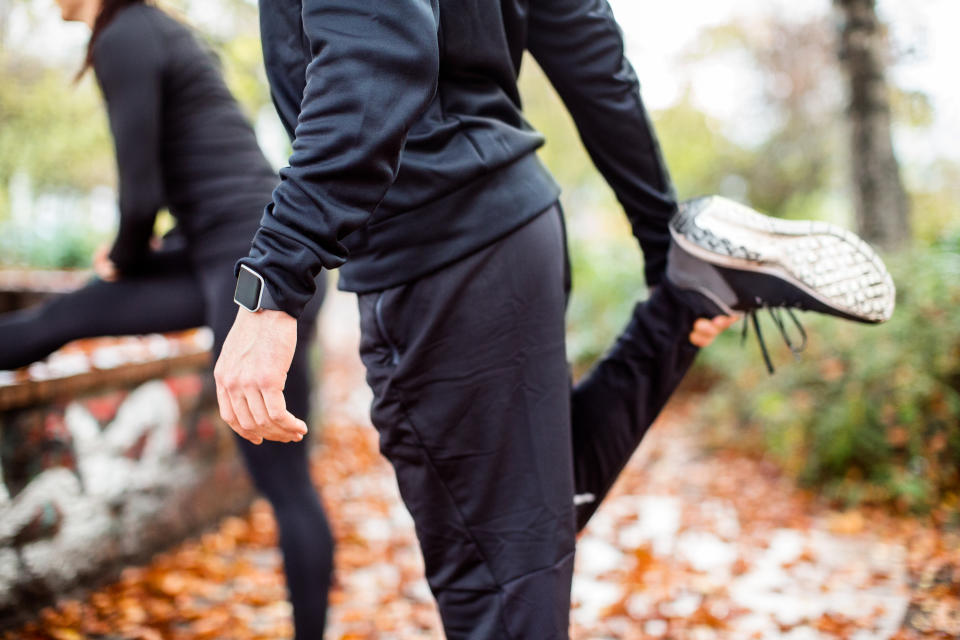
xmin=0 ymin=0 xmax=958 ymax=510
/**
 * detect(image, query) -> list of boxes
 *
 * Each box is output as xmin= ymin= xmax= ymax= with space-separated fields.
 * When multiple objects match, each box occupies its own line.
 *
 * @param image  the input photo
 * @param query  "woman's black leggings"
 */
xmin=0 ymin=249 xmax=333 ymax=638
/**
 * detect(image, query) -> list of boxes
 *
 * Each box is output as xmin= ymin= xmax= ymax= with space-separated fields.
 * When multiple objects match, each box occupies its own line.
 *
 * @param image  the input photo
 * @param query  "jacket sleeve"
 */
xmin=239 ymin=0 xmax=440 ymax=317
xmin=93 ymin=14 xmax=166 ymax=274
xmin=527 ymin=0 xmax=676 ymax=287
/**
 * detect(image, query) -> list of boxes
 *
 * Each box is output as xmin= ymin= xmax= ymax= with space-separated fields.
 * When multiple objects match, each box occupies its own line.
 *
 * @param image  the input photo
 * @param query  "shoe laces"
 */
xmin=740 ymin=301 xmax=808 ymax=374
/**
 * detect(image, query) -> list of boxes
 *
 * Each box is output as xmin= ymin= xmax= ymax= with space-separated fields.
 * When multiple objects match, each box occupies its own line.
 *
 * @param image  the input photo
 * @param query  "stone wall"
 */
xmin=0 ymin=280 xmax=255 ymax=628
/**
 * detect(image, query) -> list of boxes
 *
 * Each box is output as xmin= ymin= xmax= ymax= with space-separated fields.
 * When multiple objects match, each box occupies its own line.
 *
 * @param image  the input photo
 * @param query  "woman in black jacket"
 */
xmin=0 ymin=0 xmax=333 ymax=635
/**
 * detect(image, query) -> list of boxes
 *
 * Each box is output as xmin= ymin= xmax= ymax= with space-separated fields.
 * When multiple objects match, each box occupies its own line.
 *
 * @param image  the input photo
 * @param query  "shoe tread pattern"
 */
xmin=673 ymin=196 xmax=895 ymax=323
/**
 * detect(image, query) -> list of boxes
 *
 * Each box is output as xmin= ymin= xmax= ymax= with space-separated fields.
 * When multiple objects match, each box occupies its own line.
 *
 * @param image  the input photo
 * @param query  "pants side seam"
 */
xmin=389 ymin=389 xmax=516 ymax=640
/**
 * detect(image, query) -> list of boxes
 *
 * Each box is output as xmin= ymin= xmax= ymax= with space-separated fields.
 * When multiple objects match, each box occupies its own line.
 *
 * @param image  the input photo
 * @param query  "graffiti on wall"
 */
xmin=0 ymin=372 xmax=253 ymax=621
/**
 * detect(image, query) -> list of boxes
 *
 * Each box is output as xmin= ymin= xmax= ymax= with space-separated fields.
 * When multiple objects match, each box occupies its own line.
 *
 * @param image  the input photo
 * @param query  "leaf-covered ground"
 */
xmin=6 ymin=291 xmax=959 ymax=639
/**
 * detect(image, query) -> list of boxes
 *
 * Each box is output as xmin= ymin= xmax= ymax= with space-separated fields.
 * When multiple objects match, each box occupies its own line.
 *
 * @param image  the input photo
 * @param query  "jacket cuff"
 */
xmin=236 ymin=228 xmax=324 ymax=320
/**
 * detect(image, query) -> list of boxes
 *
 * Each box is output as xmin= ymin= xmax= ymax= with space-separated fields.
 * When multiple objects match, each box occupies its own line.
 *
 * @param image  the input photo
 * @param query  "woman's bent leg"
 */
xmin=0 ymin=267 xmax=204 ymax=370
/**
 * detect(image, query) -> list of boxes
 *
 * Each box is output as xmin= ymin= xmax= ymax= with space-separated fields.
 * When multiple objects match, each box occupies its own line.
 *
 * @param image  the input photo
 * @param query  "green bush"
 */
xmin=565 ymin=232 xmax=647 ymax=374
xmin=0 ymin=222 xmax=103 ymax=269
xmin=695 ymin=247 xmax=960 ymax=512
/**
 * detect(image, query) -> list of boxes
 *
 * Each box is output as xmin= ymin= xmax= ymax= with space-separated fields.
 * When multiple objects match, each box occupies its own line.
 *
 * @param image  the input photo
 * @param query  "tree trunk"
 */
xmin=834 ymin=0 xmax=910 ymax=249
xmin=0 ymin=1 xmax=10 ymax=51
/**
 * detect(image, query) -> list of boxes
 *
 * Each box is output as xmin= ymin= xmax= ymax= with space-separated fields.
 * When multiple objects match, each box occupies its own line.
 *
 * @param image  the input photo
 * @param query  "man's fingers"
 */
xmin=244 ymin=386 xmax=304 ymax=443
xmin=216 ymin=373 xmax=303 ymax=444
xmin=231 ymin=398 xmax=263 ymax=444
xmin=228 ymin=388 xmax=260 ymax=434
xmin=234 ymin=422 xmax=263 ymax=445
xmin=237 ymin=396 xmax=264 ymax=444
xmin=689 ymin=315 xmax=739 ymax=347
xmin=243 ymin=384 xmax=272 ymax=428
xmin=262 ymin=387 xmax=307 ymax=438
xmin=262 ymin=386 xmax=289 ymax=423
xmin=697 ymin=318 xmax=719 ymax=335
xmin=712 ymin=315 xmax=739 ymax=330
xmin=689 ymin=319 xmax=716 ymax=347
xmin=215 ymin=382 xmax=238 ymax=427
xmin=215 ymin=380 xmax=263 ymax=444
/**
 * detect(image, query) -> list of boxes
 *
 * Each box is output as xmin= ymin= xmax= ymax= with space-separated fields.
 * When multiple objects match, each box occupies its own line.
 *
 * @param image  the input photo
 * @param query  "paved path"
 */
xmin=571 ymin=429 xmax=909 ymax=639
xmin=6 ymin=288 xmax=914 ymax=639
xmin=317 ymin=288 xmax=910 ymax=639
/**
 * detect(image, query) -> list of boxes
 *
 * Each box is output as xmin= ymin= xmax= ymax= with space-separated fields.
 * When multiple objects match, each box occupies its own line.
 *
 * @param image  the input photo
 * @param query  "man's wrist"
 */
xmin=257 ymin=278 xmax=281 ymax=311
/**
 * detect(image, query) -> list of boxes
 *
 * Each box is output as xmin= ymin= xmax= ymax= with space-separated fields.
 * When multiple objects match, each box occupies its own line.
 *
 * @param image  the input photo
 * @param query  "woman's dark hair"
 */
xmin=77 ymin=0 xmax=145 ymax=78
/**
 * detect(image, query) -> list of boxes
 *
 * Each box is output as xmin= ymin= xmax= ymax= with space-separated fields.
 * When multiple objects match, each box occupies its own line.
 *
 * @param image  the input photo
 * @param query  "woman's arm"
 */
xmin=92 ymin=9 xmax=166 ymax=274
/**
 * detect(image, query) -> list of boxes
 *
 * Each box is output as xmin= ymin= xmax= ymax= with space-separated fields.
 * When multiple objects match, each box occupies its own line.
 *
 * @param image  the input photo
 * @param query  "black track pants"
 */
xmin=358 ymin=206 xmax=700 ymax=639
xmin=0 ymin=250 xmax=334 ymax=639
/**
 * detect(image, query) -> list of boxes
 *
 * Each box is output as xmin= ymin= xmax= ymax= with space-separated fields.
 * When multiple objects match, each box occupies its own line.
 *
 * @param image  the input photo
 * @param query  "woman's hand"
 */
xmin=93 ymin=244 xmax=119 ymax=281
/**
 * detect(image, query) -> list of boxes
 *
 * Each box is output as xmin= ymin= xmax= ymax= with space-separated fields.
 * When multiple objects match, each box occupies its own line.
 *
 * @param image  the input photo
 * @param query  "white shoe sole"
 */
xmin=670 ymin=196 xmax=896 ymax=323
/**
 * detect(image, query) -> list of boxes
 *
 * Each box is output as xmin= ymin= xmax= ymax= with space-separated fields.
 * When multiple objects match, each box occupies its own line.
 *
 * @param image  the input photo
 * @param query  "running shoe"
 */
xmin=667 ymin=195 xmax=896 ymax=371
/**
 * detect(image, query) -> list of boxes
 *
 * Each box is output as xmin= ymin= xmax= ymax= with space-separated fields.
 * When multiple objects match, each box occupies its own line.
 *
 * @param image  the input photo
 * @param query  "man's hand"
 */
xmin=93 ymin=244 xmax=119 ymax=281
xmin=214 ymin=308 xmax=308 ymax=445
xmin=689 ymin=315 xmax=738 ymax=348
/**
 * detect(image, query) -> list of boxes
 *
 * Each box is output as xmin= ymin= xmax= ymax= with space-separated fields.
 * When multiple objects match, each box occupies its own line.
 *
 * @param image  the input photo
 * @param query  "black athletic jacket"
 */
xmin=93 ymin=5 xmax=277 ymax=271
xmin=242 ymin=0 xmax=677 ymax=317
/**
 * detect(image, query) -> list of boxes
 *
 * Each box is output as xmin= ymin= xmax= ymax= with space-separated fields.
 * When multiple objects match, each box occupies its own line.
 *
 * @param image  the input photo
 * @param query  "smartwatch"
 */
xmin=234 ymin=265 xmax=280 ymax=312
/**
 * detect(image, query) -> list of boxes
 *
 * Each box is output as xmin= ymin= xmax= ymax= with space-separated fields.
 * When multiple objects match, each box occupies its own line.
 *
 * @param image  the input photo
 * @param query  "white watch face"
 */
xmin=235 ymin=265 xmax=264 ymax=312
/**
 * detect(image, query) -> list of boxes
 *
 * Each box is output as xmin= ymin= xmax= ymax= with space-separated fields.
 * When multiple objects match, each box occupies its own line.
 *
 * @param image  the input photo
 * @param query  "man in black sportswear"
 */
xmin=214 ymin=0 xmax=895 ymax=637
